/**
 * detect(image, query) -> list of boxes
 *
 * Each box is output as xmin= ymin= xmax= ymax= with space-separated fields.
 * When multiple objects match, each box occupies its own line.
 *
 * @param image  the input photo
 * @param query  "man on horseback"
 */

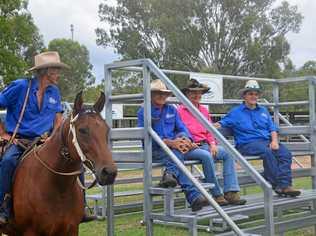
xmin=0 ymin=51 xmax=67 ymax=224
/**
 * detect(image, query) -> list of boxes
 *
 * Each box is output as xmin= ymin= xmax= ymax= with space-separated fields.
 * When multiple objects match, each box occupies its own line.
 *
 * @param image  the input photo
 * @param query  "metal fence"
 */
xmin=101 ymin=59 xmax=316 ymax=236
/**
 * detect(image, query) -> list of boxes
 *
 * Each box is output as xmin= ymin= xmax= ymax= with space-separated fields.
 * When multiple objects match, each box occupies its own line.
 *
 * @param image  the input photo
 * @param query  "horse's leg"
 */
xmin=68 ymin=226 xmax=79 ymax=236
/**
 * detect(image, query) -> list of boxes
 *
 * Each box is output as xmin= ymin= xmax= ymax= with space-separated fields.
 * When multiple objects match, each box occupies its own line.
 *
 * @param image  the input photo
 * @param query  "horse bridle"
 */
xmin=69 ymin=112 xmax=96 ymax=172
xmin=34 ymin=111 xmax=98 ymax=189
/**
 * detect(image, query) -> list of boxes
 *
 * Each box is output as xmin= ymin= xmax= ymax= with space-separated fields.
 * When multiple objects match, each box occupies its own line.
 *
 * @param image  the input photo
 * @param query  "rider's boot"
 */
xmin=0 ymin=194 xmax=12 ymax=225
xmin=81 ymin=206 xmax=97 ymax=223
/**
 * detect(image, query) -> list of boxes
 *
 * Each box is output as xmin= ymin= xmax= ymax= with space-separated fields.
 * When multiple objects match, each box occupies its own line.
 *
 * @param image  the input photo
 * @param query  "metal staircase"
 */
xmin=103 ymin=59 xmax=316 ymax=236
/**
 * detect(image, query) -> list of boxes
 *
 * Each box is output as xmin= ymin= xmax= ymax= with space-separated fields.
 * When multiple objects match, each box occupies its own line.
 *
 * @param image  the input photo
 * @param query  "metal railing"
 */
xmin=104 ymin=58 xmax=316 ymax=236
xmin=145 ymin=59 xmax=272 ymax=236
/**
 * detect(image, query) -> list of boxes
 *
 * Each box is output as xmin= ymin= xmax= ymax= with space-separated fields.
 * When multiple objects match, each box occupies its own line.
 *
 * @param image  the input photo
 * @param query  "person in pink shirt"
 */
xmin=178 ymin=79 xmax=246 ymax=205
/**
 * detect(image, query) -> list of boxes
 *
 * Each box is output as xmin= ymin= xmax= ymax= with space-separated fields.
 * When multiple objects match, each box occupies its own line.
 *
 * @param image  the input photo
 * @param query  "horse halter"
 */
xmin=69 ymin=112 xmax=96 ymax=173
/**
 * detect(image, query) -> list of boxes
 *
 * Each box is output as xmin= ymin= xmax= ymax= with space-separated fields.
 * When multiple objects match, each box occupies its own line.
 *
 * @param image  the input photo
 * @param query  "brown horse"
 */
xmin=1 ymin=91 xmax=117 ymax=235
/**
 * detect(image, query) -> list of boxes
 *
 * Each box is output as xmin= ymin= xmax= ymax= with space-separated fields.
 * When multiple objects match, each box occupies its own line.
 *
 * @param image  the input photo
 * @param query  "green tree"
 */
xmin=297 ymin=61 xmax=316 ymax=76
xmin=0 ymin=0 xmax=44 ymax=85
xmin=84 ymin=83 xmax=104 ymax=103
xmin=48 ymin=39 xmax=95 ymax=101
xmin=96 ymin=0 xmax=302 ymax=79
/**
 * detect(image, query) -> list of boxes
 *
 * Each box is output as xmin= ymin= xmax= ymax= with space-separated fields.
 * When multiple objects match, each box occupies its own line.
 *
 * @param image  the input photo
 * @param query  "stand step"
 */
xmin=150 ymin=182 xmax=214 ymax=195
xmin=172 ymin=189 xmax=316 ymax=218
xmin=150 ymin=189 xmax=316 ymax=230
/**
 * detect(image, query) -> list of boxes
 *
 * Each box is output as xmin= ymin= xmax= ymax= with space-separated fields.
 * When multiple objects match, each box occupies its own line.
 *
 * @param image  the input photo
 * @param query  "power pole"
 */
xmin=70 ymin=24 xmax=74 ymax=41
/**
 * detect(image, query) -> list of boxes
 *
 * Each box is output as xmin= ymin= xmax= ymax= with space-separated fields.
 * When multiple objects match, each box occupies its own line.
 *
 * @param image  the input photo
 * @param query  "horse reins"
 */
xmin=7 ymin=79 xmax=32 ymax=147
xmin=34 ymin=149 xmax=82 ymax=176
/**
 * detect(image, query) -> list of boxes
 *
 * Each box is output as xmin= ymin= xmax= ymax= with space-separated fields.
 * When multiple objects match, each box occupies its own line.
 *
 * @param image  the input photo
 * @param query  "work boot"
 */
xmin=158 ymin=172 xmax=177 ymax=188
xmin=81 ymin=213 xmax=97 ymax=223
xmin=80 ymin=207 xmax=97 ymax=223
xmin=275 ymin=186 xmax=301 ymax=197
xmin=0 ymin=207 xmax=8 ymax=225
xmin=214 ymin=195 xmax=229 ymax=206
xmin=191 ymin=195 xmax=210 ymax=212
xmin=224 ymin=192 xmax=247 ymax=205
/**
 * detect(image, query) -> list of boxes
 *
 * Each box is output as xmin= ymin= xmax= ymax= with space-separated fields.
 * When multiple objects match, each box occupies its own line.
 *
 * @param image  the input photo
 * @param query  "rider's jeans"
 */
xmin=0 ymin=144 xmax=24 ymax=208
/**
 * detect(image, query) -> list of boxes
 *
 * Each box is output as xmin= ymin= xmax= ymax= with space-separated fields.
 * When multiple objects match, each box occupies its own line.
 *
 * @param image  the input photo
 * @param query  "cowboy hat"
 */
xmin=151 ymin=79 xmax=172 ymax=94
xmin=240 ymin=80 xmax=262 ymax=96
xmin=181 ymin=79 xmax=210 ymax=95
xmin=28 ymin=51 xmax=70 ymax=71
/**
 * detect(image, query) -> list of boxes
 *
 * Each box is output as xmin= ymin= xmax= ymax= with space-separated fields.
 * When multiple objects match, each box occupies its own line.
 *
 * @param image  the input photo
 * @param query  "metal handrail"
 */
xmin=149 ymin=128 xmax=245 ymax=235
xmin=120 ymin=66 xmax=277 ymax=82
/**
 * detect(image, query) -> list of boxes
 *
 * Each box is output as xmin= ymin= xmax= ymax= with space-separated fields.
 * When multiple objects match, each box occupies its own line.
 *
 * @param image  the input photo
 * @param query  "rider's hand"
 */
xmin=270 ymin=141 xmax=279 ymax=150
xmin=0 ymin=133 xmax=17 ymax=144
xmin=1 ymin=133 xmax=11 ymax=141
xmin=209 ymin=144 xmax=218 ymax=157
xmin=43 ymin=136 xmax=51 ymax=143
xmin=40 ymin=132 xmax=50 ymax=143
xmin=213 ymin=122 xmax=221 ymax=129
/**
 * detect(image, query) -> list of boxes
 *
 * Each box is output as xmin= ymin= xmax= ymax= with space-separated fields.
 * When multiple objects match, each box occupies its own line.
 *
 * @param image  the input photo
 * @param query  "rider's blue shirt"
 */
xmin=137 ymin=104 xmax=191 ymax=151
xmin=219 ymin=103 xmax=278 ymax=146
xmin=0 ymin=77 xmax=63 ymax=138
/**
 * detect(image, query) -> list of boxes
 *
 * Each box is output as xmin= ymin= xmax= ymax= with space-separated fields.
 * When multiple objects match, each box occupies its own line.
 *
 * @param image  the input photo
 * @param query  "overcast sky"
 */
xmin=28 ymin=0 xmax=316 ymax=84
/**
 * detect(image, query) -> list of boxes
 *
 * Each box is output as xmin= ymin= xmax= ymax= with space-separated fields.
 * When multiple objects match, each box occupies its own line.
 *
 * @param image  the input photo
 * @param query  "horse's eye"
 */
xmin=79 ymin=128 xmax=89 ymax=135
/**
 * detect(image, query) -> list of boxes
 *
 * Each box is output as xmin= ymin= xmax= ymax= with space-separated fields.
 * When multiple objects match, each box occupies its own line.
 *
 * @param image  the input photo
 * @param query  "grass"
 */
xmin=80 ymin=176 xmax=316 ymax=235
xmin=79 ymin=212 xmax=211 ymax=236
xmin=79 ymin=212 xmax=315 ymax=236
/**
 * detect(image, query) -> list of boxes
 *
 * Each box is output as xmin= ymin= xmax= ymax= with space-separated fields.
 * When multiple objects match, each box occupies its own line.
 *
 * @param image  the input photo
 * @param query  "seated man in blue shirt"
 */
xmin=0 ymin=51 xmax=67 ymax=224
xmin=215 ymin=80 xmax=301 ymax=197
xmin=138 ymin=79 xmax=215 ymax=211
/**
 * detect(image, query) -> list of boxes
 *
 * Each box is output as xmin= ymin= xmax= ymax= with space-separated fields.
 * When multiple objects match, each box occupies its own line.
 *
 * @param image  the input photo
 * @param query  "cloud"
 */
xmin=286 ymin=0 xmax=316 ymax=67
xmin=28 ymin=0 xmax=119 ymax=84
xmin=28 ymin=0 xmax=315 ymax=79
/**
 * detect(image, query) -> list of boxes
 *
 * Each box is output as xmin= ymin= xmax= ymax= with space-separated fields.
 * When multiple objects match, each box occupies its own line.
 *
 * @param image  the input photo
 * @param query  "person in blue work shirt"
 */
xmin=215 ymin=80 xmax=301 ymax=197
xmin=0 ymin=52 xmax=68 ymax=225
xmin=138 ymin=79 xmax=213 ymax=211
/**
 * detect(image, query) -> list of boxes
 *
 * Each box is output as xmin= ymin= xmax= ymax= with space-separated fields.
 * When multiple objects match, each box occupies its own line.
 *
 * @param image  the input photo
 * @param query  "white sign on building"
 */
xmin=189 ymin=73 xmax=223 ymax=103
xmin=112 ymin=104 xmax=123 ymax=120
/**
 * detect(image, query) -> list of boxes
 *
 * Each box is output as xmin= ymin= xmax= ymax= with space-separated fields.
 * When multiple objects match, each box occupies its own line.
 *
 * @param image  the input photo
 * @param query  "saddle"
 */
xmin=18 ymin=137 xmax=43 ymax=159
xmin=0 ymin=136 xmax=43 ymax=161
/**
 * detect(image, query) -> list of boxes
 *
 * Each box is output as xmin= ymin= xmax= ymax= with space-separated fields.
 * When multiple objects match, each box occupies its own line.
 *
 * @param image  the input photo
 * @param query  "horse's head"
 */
xmin=68 ymin=91 xmax=117 ymax=185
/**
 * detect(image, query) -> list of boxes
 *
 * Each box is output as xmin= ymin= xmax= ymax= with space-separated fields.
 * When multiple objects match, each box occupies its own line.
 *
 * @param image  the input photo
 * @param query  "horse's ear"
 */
xmin=93 ymin=92 xmax=106 ymax=113
xmin=73 ymin=91 xmax=84 ymax=115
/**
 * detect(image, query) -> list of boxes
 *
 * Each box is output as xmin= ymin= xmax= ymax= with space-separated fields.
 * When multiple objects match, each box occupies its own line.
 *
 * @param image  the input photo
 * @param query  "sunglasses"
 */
xmin=246 ymin=92 xmax=259 ymax=96
xmin=152 ymin=92 xmax=170 ymax=97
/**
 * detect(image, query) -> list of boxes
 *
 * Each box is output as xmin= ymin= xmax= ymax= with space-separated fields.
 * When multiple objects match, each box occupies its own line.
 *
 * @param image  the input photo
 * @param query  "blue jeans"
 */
xmin=237 ymin=140 xmax=292 ymax=189
xmin=192 ymin=144 xmax=240 ymax=196
xmin=153 ymin=148 xmax=202 ymax=204
xmin=0 ymin=144 xmax=24 ymax=207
